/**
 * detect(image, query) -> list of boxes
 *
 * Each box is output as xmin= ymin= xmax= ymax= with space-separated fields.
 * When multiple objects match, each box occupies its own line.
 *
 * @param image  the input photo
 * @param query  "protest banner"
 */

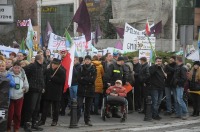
xmin=123 ymin=23 xmax=154 ymax=52
xmin=187 ymin=50 xmax=200 ymax=61
xmin=136 ymin=35 xmax=156 ymax=50
xmin=139 ymin=49 xmax=151 ymax=63
xmin=74 ymin=35 xmax=91 ymax=57
xmin=48 ymin=33 xmax=66 ymax=53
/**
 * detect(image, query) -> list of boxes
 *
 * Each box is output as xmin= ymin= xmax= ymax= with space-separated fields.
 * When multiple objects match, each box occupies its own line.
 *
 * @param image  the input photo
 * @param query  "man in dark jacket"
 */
xmin=23 ymin=55 xmax=45 ymax=132
xmin=164 ymin=56 xmax=177 ymax=115
xmin=138 ymin=57 xmax=150 ymax=113
xmin=77 ymin=55 xmax=97 ymax=126
xmin=133 ymin=57 xmax=142 ymax=111
xmin=38 ymin=58 xmax=66 ymax=126
xmin=149 ymin=57 xmax=166 ymax=120
xmin=171 ymin=56 xmax=188 ymax=119
xmin=107 ymin=56 xmax=127 ymax=118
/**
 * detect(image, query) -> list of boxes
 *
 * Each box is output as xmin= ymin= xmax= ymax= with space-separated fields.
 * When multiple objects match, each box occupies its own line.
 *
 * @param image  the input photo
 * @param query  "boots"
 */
xmin=24 ymin=122 xmax=32 ymax=132
xmin=32 ymin=122 xmax=43 ymax=131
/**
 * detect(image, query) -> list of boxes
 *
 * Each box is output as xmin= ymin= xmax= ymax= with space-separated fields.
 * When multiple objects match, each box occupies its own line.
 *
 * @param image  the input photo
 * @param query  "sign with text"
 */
xmin=139 ymin=50 xmax=151 ymax=63
xmin=123 ymin=23 xmax=155 ymax=52
xmin=0 ymin=5 xmax=14 ymax=23
xmin=17 ymin=20 xmax=30 ymax=27
xmin=48 ymin=33 xmax=66 ymax=53
xmin=74 ymin=35 xmax=91 ymax=57
xmin=136 ymin=36 xmax=156 ymax=50
xmin=42 ymin=6 xmax=57 ymax=13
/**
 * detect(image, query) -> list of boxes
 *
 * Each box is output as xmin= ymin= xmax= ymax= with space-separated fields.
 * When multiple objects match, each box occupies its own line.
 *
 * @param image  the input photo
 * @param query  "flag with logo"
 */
xmin=26 ymin=19 xmax=34 ymax=49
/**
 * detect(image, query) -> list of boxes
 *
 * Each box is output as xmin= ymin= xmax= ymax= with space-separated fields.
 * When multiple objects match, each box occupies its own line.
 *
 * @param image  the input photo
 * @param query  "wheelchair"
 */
xmin=101 ymin=95 xmax=128 ymax=122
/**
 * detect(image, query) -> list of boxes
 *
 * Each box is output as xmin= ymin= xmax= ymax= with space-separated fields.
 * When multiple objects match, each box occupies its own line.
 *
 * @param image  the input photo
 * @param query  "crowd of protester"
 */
xmin=0 ymin=49 xmax=200 ymax=132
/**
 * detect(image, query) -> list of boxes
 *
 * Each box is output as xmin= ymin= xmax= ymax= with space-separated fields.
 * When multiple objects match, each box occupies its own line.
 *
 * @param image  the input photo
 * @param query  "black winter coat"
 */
xmin=149 ymin=65 xmax=166 ymax=90
xmin=138 ymin=63 xmax=150 ymax=85
xmin=172 ymin=64 xmax=187 ymax=87
xmin=165 ymin=62 xmax=177 ymax=87
xmin=77 ymin=64 xmax=97 ymax=97
xmin=24 ymin=61 xmax=45 ymax=92
xmin=71 ymin=63 xmax=81 ymax=86
xmin=107 ymin=62 xmax=124 ymax=85
xmin=43 ymin=67 xmax=66 ymax=101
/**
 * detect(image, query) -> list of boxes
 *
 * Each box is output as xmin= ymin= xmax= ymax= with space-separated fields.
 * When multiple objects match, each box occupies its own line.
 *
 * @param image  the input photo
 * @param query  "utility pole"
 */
xmin=172 ymin=0 xmax=176 ymax=52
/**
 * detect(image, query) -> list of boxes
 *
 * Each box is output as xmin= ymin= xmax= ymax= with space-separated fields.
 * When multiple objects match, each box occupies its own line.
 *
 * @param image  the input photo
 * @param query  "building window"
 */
xmin=195 ymin=0 xmax=200 ymax=7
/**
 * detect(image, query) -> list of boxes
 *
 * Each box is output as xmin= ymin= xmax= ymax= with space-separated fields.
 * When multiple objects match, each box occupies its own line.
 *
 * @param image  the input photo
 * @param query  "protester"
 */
xmin=69 ymin=57 xmax=81 ymax=101
xmin=38 ymin=58 xmax=66 ymax=126
xmin=92 ymin=55 xmax=104 ymax=115
xmin=7 ymin=61 xmax=29 ymax=132
xmin=20 ymin=60 xmax=30 ymax=68
xmin=138 ymin=57 xmax=150 ymax=114
xmin=164 ymin=56 xmax=177 ymax=115
xmin=77 ymin=55 xmax=97 ymax=126
xmin=133 ymin=57 xmax=142 ymax=111
xmin=171 ymin=56 xmax=188 ymax=120
xmin=23 ymin=54 xmax=45 ymax=131
xmin=31 ymin=57 xmax=35 ymax=64
xmin=124 ymin=56 xmax=135 ymax=113
xmin=113 ymin=52 xmax=119 ymax=62
xmin=16 ymin=52 xmax=25 ymax=61
xmin=188 ymin=61 xmax=200 ymax=117
xmin=6 ymin=58 xmax=13 ymax=70
xmin=149 ymin=57 xmax=166 ymax=120
xmin=107 ymin=56 xmax=125 ymax=118
xmin=9 ymin=52 xmax=17 ymax=60
xmin=43 ymin=49 xmax=51 ymax=70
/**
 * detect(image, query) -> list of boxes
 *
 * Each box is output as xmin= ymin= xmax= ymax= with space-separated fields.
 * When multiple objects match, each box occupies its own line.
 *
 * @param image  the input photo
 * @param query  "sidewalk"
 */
xmin=19 ymin=109 xmax=200 ymax=132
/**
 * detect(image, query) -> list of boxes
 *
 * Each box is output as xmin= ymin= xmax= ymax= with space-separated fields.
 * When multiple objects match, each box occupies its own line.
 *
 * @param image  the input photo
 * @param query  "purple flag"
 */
xmin=116 ymin=27 xmax=124 ymax=38
xmin=150 ymin=21 xmax=162 ymax=35
xmin=44 ymin=21 xmax=53 ymax=46
xmin=73 ymin=0 xmax=91 ymax=42
xmin=114 ymin=40 xmax=123 ymax=50
xmin=95 ymin=24 xmax=102 ymax=44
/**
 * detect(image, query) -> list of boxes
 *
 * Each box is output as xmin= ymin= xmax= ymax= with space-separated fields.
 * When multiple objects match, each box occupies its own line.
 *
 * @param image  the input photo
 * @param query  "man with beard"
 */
xmin=164 ymin=56 xmax=177 ymax=115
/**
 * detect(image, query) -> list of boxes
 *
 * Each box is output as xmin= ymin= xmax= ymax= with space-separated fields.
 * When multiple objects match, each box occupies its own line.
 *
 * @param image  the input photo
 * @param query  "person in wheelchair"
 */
xmin=104 ymin=80 xmax=128 ymax=118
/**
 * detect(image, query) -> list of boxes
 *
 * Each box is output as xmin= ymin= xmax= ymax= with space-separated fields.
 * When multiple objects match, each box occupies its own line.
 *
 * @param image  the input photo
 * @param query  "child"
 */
xmin=7 ymin=61 xmax=29 ymax=132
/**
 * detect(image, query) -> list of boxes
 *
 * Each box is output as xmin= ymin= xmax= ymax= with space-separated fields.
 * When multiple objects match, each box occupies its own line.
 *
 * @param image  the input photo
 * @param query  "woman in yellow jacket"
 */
xmin=188 ymin=61 xmax=200 ymax=117
xmin=92 ymin=55 xmax=104 ymax=115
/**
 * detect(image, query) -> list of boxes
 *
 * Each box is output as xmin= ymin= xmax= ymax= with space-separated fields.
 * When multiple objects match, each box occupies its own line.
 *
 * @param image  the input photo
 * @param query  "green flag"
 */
xmin=65 ymin=30 xmax=72 ymax=48
xmin=27 ymin=48 xmax=33 ymax=62
xmin=20 ymin=38 xmax=25 ymax=53
xmin=147 ymin=37 xmax=157 ymax=64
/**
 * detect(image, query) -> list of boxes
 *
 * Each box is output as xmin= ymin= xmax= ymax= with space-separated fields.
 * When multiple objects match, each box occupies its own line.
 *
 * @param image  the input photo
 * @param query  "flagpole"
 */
xmin=172 ymin=0 xmax=176 ymax=52
xmin=147 ymin=36 xmax=157 ymax=57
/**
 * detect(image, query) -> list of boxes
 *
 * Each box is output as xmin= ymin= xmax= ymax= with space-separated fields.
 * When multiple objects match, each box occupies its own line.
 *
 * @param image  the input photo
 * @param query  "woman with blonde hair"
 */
xmin=188 ymin=61 xmax=200 ymax=117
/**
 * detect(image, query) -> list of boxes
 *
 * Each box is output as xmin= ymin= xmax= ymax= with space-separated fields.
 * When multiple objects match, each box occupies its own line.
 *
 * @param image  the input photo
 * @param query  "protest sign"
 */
xmin=48 ymin=33 xmax=66 ymax=53
xmin=139 ymin=50 xmax=151 ymax=63
xmin=136 ymin=36 xmax=156 ymax=50
xmin=187 ymin=50 xmax=200 ymax=61
xmin=123 ymin=23 xmax=154 ymax=52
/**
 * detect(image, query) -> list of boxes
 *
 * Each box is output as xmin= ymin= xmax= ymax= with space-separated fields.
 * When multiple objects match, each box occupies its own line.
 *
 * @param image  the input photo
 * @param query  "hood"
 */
xmin=92 ymin=61 xmax=101 ymax=66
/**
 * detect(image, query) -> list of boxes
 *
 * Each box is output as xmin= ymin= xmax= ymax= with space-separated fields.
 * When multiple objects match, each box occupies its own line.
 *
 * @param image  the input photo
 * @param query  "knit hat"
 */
xmin=85 ymin=55 xmax=92 ymax=60
xmin=193 ymin=61 xmax=200 ymax=66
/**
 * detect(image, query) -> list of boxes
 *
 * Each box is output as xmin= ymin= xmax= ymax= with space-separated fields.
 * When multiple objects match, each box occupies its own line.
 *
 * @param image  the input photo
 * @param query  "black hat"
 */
xmin=52 ymin=58 xmax=61 ymax=65
xmin=117 ymin=56 xmax=124 ymax=61
xmin=85 ymin=55 xmax=92 ymax=60
xmin=139 ymin=57 xmax=147 ymax=62
xmin=193 ymin=61 xmax=200 ymax=66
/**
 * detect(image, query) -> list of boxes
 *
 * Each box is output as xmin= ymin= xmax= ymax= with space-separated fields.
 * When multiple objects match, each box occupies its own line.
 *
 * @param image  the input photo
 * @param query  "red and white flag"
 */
xmin=145 ymin=19 xmax=151 ymax=36
xmin=61 ymin=44 xmax=75 ymax=93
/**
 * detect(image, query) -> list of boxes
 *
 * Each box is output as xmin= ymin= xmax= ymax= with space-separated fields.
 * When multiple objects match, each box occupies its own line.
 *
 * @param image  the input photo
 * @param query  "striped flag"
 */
xmin=65 ymin=30 xmax=72 ymax=48
xmin=19 ymin=38 xmax=25 ymax=53
xmin=145 ymin=19 xmax=151 ymax=36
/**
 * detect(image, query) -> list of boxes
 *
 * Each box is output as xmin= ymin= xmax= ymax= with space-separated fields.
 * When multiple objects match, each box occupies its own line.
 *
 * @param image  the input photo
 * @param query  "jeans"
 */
xmin=69 ymin=85 xmax=78 ymax=100
xmin=174 ymin=87 xmax=188 ymax=117
xmin=150 ymin=89 xmax=163 ymax=117
xmin=165 ymin=87 xmax=177 ymax=113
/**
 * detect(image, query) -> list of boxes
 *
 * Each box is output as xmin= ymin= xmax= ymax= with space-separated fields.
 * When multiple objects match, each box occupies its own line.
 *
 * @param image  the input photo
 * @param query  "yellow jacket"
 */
xmin=92 ymin=61 xmax=104 ymax=93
